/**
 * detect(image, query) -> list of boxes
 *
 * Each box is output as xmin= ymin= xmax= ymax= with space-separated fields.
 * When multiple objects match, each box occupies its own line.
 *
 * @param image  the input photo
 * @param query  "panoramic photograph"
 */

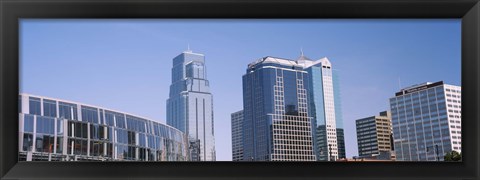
xmin=19 ymin=19 xmax=461 ymax=162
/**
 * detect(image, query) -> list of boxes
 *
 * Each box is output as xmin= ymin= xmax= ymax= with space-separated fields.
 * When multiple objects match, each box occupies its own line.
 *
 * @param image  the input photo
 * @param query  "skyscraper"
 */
xmin=166 ymin=49 xmax=215 ymax=161
xmin=231 ymin=110 xmax=244 ymax=161
xmin=390 ymin=81 xmax=461 ymax=161
xmin=301 ymin=55 xmax=345 ymax=161
xmin=356 ymin=111 xmax=393 ymax=157
xmin=242 ymin=56 xmax=316 ymax=161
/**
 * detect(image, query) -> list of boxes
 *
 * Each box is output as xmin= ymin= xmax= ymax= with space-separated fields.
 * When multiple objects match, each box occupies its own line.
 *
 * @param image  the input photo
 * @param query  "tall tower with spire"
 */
xmin=166 ymin=48 xmax=216 ymax=161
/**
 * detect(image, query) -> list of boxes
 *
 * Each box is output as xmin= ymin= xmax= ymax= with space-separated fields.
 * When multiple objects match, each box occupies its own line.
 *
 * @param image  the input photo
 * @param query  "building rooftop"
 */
xmin=395 ymin=81 xmax=444 ymax=96
xmin=247 ymin=55 xmax=331 ymax=70
xmin=20 ymin=93 xmax=179 ymax=130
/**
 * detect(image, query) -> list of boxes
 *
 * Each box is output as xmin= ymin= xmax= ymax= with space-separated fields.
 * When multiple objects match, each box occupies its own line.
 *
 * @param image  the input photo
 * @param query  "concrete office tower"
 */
xmin=242 ymin=56 xmax=316 ymax=161
xmin=166 ymin=49 xmax=215 ymax=161
xmin=390 ymin=81 xmax=461 ymax=161
xmin=231 ymin=110 xmax=244 ymax=161
xmin=356 ymin=111 xmax=393 ymax=157
xmin=301 ymin=55 xmax=345 ymax=161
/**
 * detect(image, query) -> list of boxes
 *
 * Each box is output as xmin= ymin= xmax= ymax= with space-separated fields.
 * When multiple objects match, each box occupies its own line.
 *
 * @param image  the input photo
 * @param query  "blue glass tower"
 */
xmin=242 ymin=56 xmax=316 ymax=161
xmin=303 ymin=56 xmax=345 ymax=161
xmin=240 ymin=53 xmax=345 ymax=161
xmin=166 ymin=50 xmax=215 ymax=161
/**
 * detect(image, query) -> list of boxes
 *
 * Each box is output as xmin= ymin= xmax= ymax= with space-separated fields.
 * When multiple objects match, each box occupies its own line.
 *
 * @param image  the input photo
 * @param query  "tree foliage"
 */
xmin=444 ymin=150 xmax=462 ymax=161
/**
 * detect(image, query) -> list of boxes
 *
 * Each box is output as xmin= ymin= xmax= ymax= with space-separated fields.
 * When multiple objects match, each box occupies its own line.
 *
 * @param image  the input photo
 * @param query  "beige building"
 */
xmin=356 ymin=111 xmax=394 ymax=158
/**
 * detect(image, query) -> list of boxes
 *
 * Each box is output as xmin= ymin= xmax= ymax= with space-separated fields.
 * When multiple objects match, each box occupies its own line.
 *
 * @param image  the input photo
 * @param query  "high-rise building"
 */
xmin=302 ymin=55 xmax=345 ymax=161
xmin=18 ymin=94 xmax=188 ymax=161
xmin=166 ymin=49 xmax=215 ymax=161
xmin=390 ymin=81 xmax=461 ymax=161
xmin=242 ymin=56 xmax=316 ymax=161
xmin=231 ymin=110 xmax=244 ymax=161
xmin=356 ymin=111 xmax=393 ymax=157
xmin=241 ymin=53 xmax=345 ymax=161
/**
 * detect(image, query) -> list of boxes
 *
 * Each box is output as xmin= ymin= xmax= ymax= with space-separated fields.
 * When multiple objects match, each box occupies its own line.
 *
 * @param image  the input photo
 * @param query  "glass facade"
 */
xmin=390 ymin=81 xmax=461 ymax=161
xmin=19 ymin=94 xmax=188 ymax=162
xmin=166 ymin=50 xmax=216 ymax=161
xmin=240 ymin=55 xmax=346 ymax=161
xmin=242 ymin=56 xmax=316 ymax=161
xmin=333 ymin=70 xmax=346 ymax=159
xmin=305 ymin=57 xmax=344 ymax=161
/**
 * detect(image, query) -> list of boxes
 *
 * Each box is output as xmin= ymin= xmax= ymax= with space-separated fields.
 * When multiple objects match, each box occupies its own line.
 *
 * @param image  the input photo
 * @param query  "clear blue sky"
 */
xmin=20 ymin=19 xmax=461 ymax=161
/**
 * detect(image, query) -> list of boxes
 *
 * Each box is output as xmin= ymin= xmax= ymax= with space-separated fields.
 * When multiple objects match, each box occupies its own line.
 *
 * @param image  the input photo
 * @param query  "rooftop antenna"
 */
xmin=300 ymin=47 xmax=304 ymax=56
xmin=398 ymin=77 xmax=402 ymax=90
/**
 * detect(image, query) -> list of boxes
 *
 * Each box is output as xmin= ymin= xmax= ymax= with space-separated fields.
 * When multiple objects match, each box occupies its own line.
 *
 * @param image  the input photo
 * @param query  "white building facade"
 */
xmin=390 ymin=81 xmax=461 ymax=161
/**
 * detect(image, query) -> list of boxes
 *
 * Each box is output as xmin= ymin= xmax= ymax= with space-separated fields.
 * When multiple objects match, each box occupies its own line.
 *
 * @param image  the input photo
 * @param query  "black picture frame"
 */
xmin=1 ymin=0 xmax=479 ymax=179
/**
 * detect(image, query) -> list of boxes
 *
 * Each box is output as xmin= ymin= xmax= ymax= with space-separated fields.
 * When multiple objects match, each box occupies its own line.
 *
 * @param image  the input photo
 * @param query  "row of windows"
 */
xmin=271 ymin=155 xmax=316 ymax=161
xmin=24 ymin=115 xmax=183 ymax=151
xmin=23 ymin=99 xmax=185 ymax=143
xmin=22 ymin=133 xmax=61 ymax=153
xmin=445 ymin=88 xmax=461 ymax=93
xmin=447 ymin=99 xmax=460 ymax=103
xmin=23 ymin=131 xmax=185 ymax=160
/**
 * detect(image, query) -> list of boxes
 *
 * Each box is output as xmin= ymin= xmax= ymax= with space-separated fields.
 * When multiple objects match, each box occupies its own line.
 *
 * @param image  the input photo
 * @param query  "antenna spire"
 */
xmin=398 ymin=77 xmax=402 ymax=89
xmin=300 ymin=47 xmax=304 ymax=56
xmin=184 ymin=43 xmax=192 ymax=53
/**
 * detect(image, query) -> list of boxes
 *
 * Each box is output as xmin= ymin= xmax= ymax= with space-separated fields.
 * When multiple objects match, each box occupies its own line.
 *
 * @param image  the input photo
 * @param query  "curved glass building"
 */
xmin=18 ymin=93 xmax=188 ymax=161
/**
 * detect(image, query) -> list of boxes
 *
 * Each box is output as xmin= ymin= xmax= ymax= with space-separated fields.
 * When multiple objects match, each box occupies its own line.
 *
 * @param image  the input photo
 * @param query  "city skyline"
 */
xmin=20 ymin=19 xmax=461 ymax=160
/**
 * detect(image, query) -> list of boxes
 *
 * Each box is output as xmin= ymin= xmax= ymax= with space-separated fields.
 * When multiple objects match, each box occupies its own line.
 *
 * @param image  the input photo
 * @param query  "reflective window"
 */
xmin=22 ymin=133 xmax=33 ymax=151
xmin=106 ymin=142 xmax=113 ymax=157
xmin=106 ymin=127 xmax=113 ymax=142
xmin=81 ymin=106 xmax=98 ymax=123
xmin=23 ymin=114 xmax=34 ymax=133
xmin=99 ymin=109 xmax=104 ymax=125
xmin=116 ymin=129 xmax=128 ymax=144
xmin=43 ymin=99 xmax=57 ymax=117
xmin=59 ymin=102 xmax=78 ymax=120
xmin=57 ymin=119 xmax=64 ymax=135
xmin=67 ymin=138 xmax=86 ymax=155
xmin=56 ymin=137 xmax=63 ymax=154
xmin=105 ymin=112 xmax=115 ymax=126
xmin=128 ymin=131 xmax=136 ymax=145
xmin=126 ymin=116 xmax=146 ymax=132
xmin=69 ymin=121 xmax=88 ymax=138
xmin=147 ymin=135 xmax=155 ymax=149
xmin=139 ymin=133 xmax=146 ymax=147
xmin=90 ymin=124 xmax=105 ymax=140
xmin=36 ymin=116 xmax=54 ymax=135
xmin=105 ymin=110 xmax=125 ymax=128
xmin=128 ymin=146 xmax=136 ymax=160
xmin=116 ymin=144 xmax=127 ymax=160
xmin=139 ymin=147 xmax=146 ymax=161
xmin=35 ymin=135 xmax=55 ymax=153
xmin=29 ymin=97 xmax=41 ymax=115
xmin=90 ymin=141 xmax=104 ymax=156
